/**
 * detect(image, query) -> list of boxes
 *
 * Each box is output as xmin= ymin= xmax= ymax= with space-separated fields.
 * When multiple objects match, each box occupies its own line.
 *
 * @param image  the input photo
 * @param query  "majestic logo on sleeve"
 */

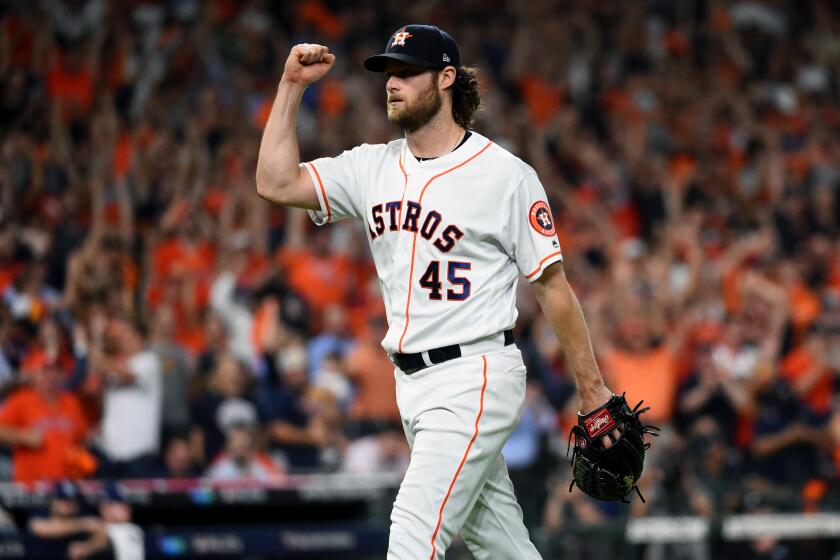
xmin=392 ymin=29 xmax=413 ymax=47
xmin=529 ymin=201 xmax=556 ymax=237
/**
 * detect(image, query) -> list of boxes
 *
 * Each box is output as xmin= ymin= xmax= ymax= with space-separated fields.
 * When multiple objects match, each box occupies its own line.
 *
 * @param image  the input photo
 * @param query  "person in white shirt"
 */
xmin=93 ymin=316 xmax=163 ymax=478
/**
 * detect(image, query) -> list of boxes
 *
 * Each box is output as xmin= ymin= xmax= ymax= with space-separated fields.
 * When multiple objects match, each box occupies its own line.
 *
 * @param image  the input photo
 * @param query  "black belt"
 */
xmin=394 ymin=330 xmax=515 ymax=375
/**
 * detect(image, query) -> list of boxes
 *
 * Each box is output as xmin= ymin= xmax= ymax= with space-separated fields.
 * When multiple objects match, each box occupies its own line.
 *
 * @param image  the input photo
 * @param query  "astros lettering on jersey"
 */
xmin=303 ymin=131 xmax=563 ymax=355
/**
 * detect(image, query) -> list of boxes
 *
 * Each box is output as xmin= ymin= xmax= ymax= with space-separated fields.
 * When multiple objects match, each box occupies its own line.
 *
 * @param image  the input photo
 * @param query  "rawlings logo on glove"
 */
xmin=567 ymin=393 xmax=659 ymax=502
xmin=583 ymin=408 xmax=616 ymax=439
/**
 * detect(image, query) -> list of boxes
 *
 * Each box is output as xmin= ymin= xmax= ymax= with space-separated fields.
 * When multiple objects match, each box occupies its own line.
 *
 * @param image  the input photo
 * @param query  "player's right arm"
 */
xmin=256 ymin=44 xmax=336 ymax=209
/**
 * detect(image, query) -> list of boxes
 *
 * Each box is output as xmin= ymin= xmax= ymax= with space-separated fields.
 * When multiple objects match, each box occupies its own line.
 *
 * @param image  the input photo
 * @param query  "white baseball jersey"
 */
xmin=304 ymin=131 xmax=563 ymax=355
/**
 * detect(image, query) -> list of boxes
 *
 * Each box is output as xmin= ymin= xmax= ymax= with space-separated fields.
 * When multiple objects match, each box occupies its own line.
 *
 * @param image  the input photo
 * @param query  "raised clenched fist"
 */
xmin=282 ymin=43 xmax=336 ymax=86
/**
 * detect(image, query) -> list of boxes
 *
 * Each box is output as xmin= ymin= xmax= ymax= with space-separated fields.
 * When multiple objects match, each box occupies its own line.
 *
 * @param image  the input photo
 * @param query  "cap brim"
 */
xmin=363 ymin=53 xmax=439 ymax=72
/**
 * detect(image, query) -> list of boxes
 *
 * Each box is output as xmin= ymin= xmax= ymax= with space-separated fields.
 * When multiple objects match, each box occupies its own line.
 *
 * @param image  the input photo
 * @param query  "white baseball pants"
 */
xmin=388 ymin=346 xmax=543 ymax=559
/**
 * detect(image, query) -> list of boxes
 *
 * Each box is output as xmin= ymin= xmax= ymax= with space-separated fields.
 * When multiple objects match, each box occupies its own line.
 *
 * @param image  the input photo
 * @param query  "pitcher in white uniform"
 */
xmin=256 ymin=24 xmax=615 ymax=560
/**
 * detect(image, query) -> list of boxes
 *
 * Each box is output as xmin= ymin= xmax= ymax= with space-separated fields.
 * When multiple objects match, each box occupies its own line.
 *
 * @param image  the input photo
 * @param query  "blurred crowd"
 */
xmin=1 ymin=0 xmax=840 ymax=552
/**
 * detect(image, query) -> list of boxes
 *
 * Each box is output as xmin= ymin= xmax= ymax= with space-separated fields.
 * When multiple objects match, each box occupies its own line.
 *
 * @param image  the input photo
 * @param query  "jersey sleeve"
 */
xmin=304 ymin=145 xmax=367 ymax=225
xmin=502 ymin=172 xmax=564 ymax=282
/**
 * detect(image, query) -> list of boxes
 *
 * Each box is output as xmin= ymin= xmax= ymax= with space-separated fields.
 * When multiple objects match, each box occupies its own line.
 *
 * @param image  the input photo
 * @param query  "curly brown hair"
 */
xmin=447 ymin=66 xmax=481 ymax=130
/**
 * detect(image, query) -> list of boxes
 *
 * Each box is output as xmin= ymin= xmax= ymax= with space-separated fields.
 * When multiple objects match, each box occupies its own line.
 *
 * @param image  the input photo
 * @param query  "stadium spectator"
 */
xmin=149 ymin=305 xmax=192 ymax=439
xmin=542 ymin=469 xmax=617 ymax=558
xmin=0 ymin=309 xmax=15 ymax=391
xmin=91 ymin=317 xmax=162 ymax=479
xmin=749 ymin=363 xmax=828 ymax=485
xmin=190 ymin=355 xmax=260 ymax=468
xmin=158 ymin=432 xmax=200 ymax=479
xmin=28 ymin=480 xmax=91 ymax=556
xmin=34 ymin=481 xmax=146 ymax=560
xmin=209 ymin=255 xmax=257 ymax=367
xmin=312 ymin=351 xmax=353 ymax=411
xmin=3 ymin=260 xmax=61 ymax=324
xmin=77 ymin=481 xmax=144 ymax=560
xmin=780 ymin=322 xmax=837 ymax=420
xmin=29 ymin=480 xmax=85 ymax=534
xmin=343 ymin=311 xmax=400 ymax=434
xmin=595 ymin=316 xmax=681 ymax=425
xmin=194 ymin=311 xmax=230 ymax=379
xmin=261 ymin=339 xmax=342 ymax=471
xmin=276 ymin=212 xmax=353 ymax=319
xmin=502 ymin=380 xmax=556 ymax=531
xmin=206 ymin=422 xmax=284 ymax=482
xmin=341 ymin=423 xmax=409 ymax=475
xmin=306 ymin=304 xmax=354 ymax=378
xmin=676 ymin=343 xmax=750 ymax=443
xmin=0 ymin=350 xmax=90 ymax=484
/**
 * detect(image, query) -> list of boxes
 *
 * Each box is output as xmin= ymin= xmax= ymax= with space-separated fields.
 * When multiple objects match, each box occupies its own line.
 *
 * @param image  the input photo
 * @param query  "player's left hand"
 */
xmin=567 ymin=393 xmax=660 ymax=502
xmin=579 ymin=385 xmax=621 ymax=448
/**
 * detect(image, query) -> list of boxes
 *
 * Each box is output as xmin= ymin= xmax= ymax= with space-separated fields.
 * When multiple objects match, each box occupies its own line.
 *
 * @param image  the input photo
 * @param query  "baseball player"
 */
xmin=257 ymin=24 xmax=620 ymax=559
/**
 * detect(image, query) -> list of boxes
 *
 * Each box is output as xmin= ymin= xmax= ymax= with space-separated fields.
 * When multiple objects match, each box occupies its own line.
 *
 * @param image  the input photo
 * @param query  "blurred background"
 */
xmin=1 ymin=0 xmax=840 ymax=558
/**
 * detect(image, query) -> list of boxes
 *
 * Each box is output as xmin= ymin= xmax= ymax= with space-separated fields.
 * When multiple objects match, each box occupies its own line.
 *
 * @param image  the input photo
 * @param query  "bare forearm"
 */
xmin=271 ymin=422 xmax=320 ymax=446
xmin=533 ymin=266 xmax=610 ymax=412
xmin=256 ymin=81 xmax=307 ymax=203
xmin=752 ymin=430 xmax=799 ymax=457
xmin=29 ymin=517 xmax=99 ymax=539
xmin=680 ymin=384 xmax=713 ymax=413
xmin=718 ymin=378 xmax=749 ymax=411
xmin=549 ymin=290 xmax=607 ymax=407
xmin=256 ymin=44 xmax=333 ymax=208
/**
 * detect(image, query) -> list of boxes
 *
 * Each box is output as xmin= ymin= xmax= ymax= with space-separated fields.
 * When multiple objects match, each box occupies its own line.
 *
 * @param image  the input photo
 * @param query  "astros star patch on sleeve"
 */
xmin=528 ymin=201 xmax=556 ymax=237
xmin=502 ymin=173 xmax=564 ymax=282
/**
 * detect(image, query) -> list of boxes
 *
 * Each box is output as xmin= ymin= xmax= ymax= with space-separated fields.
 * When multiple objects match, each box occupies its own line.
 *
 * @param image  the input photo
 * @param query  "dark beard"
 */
xmin=387 ymin=82 xmax=442 ymax=133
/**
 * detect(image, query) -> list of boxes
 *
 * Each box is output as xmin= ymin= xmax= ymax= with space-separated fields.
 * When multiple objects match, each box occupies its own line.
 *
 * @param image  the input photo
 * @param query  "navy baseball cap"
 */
xmin=101 ymin=480 xmax=126 ymax=503
xmin=51 ymin=480 xmax=80 ymax=501
xmin=364 ymin=24 xmax=460 ymax=72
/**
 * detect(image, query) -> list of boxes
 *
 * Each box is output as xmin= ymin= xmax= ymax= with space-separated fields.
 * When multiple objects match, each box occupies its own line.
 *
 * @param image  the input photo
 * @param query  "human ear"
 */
xmin=438 ymin=66 xmax=457 ymax=90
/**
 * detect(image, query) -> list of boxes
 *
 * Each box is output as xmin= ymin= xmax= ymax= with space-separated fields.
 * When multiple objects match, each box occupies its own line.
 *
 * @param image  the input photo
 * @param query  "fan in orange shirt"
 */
xmin=0 ymin=351 xmax=93 ymax=485
xmin=598 ymin=319 xmax=681 ymax=425
xmin=277 ymin=228 xmax=352 ymax=315
xmin=344 ymin=311 xmax=401 ymax=430
xmin=780 ymin=325 xmax=834 ymax=418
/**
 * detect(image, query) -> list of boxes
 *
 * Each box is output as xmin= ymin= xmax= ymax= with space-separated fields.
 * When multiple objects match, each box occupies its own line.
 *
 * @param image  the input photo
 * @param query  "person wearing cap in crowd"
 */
xmin=190 ymin=355 xmax=261 ymax=468
xmin=28 ymin=480 xmax=94 ymax=555
xmin=28 ymin=480 xmax=144 ymax=560
xmin=0 ymin=350 xmax=91 ymax=484
xmin=69 ymin=481 xmax=144 ymax=560
xmin=205 ymin=415 xmax=284 ymax=482
xmin=157 ymin=431 xmax=202 ymax=479
xmin=44 ymin=480 xmax=84 ymax=520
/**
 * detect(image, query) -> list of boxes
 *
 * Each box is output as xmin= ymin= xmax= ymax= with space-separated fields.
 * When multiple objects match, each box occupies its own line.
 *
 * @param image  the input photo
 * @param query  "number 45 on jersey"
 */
xmin=419 ymin=261 xmax=471 ymax=301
